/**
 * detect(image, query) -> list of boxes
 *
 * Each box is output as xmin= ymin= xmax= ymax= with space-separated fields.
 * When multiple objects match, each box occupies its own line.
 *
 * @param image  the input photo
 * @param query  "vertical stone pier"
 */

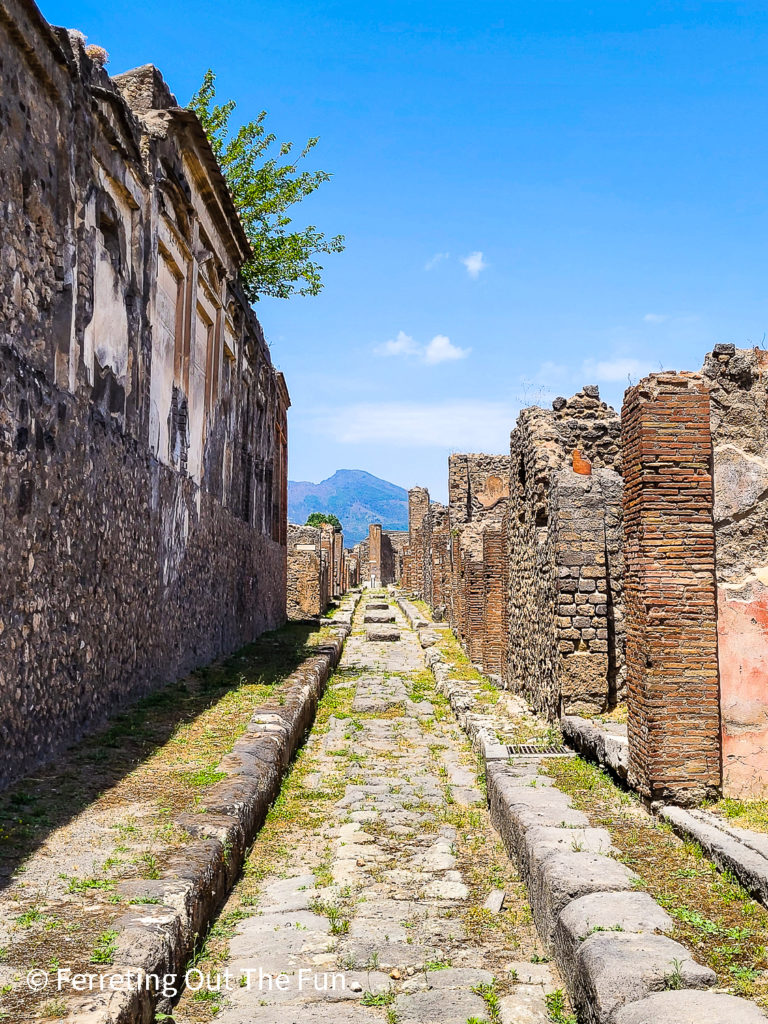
xmin=368 ymin=523 xmax=382 ymax=587
xmin=622 ymin=373 xmax=721 ymax=804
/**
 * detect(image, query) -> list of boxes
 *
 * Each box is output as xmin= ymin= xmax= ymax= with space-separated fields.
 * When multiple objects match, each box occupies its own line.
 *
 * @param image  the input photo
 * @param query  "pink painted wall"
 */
xmin=718 ymin=586 xmax=768 ymax=798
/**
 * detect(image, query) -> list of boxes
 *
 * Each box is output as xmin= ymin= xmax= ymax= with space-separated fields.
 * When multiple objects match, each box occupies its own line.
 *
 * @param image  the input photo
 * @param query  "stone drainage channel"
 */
xmin=168 ymin=591 xmax=555 ymax=1024
xmin=394 ymin=595 xmax=766 ymax=1024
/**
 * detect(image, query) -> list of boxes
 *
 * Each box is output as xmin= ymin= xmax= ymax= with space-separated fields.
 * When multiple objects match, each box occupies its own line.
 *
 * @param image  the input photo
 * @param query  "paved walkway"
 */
xmin=175 ymin=594 xmax=555 ymax=1024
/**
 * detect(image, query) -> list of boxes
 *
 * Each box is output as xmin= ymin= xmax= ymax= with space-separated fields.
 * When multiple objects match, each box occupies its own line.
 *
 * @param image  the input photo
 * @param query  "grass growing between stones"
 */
xmin=544 ymin=756 xmax=768 ymax=1009
xmin=0 ymin=620 xmax=335 ymax=1023
xmin=707 ymin=797 xmax=768 ymax=835
xmin=170 ymin=670 xmax=360 ymax=1021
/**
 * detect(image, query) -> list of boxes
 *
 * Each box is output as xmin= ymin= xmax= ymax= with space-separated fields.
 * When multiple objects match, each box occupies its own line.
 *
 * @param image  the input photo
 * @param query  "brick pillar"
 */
xmin=450 ymin=535 xmax=462 ymax=631
xmin=368 ymin=523 xmax=382 ymax=587
xmin=464 ymin=553 xmax=485 ymax=663
xmin=482 ymin=525 xmax=508 ymax=675
xmin=622 ymin=373 xmax=721 ymax=804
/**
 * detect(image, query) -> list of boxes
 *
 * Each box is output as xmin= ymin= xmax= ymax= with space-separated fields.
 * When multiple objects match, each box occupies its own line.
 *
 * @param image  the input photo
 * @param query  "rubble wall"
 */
xmin=506 ymin=389 xmax=624 ymax=718
xmin=0 ymin=0 xmax=289 ymax=789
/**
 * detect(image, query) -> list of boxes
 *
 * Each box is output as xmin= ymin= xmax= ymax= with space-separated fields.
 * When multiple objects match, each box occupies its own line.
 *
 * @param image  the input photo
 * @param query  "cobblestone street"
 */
xmin=175 ymin=594 xmax=555 ymax=1023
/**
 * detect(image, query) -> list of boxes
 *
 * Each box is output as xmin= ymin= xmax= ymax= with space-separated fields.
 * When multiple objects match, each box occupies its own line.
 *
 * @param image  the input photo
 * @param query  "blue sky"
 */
xmin=44 ymin=0 xmax=768 ymax=501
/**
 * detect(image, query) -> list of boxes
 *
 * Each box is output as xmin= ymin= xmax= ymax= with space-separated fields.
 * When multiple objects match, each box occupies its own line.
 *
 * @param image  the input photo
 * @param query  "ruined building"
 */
xmin=407 ymin=351 xmax=768 ymax=805
xmin=286 ymin=521 xmax=358 ymax=619
xmin=0 ymin=0 xmax=290 ymax=788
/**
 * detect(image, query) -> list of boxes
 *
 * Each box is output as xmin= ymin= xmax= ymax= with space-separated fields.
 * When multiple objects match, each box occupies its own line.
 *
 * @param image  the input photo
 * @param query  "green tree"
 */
xmin=305 ymin=512 xmax=342 ymax=531
xmin=189 ymin=70 xmax=344 ymax=301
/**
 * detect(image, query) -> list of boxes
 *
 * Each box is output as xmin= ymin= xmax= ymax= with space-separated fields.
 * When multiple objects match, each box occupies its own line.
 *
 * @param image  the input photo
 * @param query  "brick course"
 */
xmin=622 ymin=373 xmax=721 ymax=804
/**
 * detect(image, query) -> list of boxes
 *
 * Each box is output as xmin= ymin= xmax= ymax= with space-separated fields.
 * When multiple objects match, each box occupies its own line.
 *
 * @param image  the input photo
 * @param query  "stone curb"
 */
xmin=400 ymin=594 xmax=765 ymax=1024
xmin=561 ymin=718 xmax=768 ymax=917
xmin=660 ymin=805 xmax=768 ymax=908
xmin=64 ymin=592 xmax=360 ymax=1024
xmin=561 ymin=714 xmax=629 ymax=784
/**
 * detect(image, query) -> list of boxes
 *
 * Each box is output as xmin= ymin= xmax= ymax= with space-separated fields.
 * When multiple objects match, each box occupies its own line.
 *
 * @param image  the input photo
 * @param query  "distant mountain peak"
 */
xmin=288 ymin=469 xmax=408 ymax=546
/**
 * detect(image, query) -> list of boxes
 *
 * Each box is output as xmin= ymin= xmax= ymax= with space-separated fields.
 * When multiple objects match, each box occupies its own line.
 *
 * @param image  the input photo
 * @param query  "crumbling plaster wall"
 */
xmin=704 ymin=345 xmax=768 ymax=797
xmin=0 ymin=1 xmax=289 ymax=789
xmin=287 ymin=524 xmax=325 ymax=619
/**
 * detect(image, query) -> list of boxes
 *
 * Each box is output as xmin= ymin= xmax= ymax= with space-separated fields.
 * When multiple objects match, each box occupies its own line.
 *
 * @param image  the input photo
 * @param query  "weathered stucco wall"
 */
xmin=0 ymin=0 xmax=289 ymax=789
xmin=704 ymin=345 xmax=768 ymax=797
xmin=287 ymin=524 xmax=326 ymax=619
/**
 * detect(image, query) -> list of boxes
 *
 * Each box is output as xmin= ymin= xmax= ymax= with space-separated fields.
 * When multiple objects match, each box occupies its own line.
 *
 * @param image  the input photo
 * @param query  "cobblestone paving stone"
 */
xmin=174 ymin=594 xmax=557 ymax=1024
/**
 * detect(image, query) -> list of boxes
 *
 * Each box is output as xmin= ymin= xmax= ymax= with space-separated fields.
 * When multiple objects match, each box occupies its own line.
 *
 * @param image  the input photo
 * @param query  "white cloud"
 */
xmin=582 ymin=357 xmax=654 ymax=383
xmin=374 ymin=331 xmax=470 ymax=366
xmin=461 ymin=251 xmax=488 ymax=279
xmin=423 ymin=334 xmax=471 ymax=364
xmin=374 ymin=330 xmax=419 ymax=357
xmin=643 ymin=313 xmax=669 ymax=324
xmin=425 ymin=251 xmax=450 ymax=270
xmin=313 ymin=400 xmax=514 ymax=450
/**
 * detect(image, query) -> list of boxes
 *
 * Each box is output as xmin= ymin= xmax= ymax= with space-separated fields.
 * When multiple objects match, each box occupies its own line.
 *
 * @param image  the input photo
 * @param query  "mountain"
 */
xmin=288 ymin=469 xmax=409 ymax=546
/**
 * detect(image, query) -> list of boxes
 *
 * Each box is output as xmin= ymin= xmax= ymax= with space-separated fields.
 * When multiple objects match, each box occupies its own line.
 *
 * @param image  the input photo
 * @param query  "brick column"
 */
xmin=482 ymin=525 xmax=508 ymax=675
xmin=622 ymin=373 xmax=721 ymax=804
xmin=368 ymin=523 xmax=382 ymax=587
xmin=464 ymin=553 xmax=485 ymax=663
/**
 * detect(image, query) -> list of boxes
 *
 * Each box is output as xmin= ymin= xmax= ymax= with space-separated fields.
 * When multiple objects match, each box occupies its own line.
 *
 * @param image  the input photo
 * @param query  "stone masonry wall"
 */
xmin=622 ymin=373 xmax=721 ymax=805
xmin=703 ymin=345 xmax=768 ymax=797
xmin=429 ymin=505 xmax=451 ymax=619
xmin=506 ymin=388 xmax=624 ymax=718
xmin=0 ymin=0 xmax=289 ymax=789
xmin=286 ymin=525 xmax=325 ymax=619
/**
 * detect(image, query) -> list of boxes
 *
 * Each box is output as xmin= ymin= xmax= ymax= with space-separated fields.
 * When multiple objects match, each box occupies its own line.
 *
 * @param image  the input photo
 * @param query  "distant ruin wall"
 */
xmin=287 ymin=525 xmax=324 ymax=619
xmin=622 ymin=373 xmax=721 ymax=805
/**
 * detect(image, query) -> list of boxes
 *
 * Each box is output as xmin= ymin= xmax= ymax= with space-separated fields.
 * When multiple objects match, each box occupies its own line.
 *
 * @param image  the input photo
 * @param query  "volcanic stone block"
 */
xmin=614 ymin=990 xmax=767 ymax=1024
xmin=364 ymin=613 xmax=396 ymax=624
xmin=553 ymin=891 xmax=673 ymax=992
xmin=365 ymin=627 xmax=400 ymax=642
xmin=527 ymin=849 xmax=639 ymax=943
xmin=366 ymin=602 xmax=390 ymax=610
xmin=571 ymin=931 xmax=716 ymax=1024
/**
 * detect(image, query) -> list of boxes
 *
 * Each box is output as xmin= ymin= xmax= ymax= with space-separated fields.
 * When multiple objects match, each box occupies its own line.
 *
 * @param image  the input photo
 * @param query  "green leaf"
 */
xmin=188 ymin=70 xmax=345 ymax=302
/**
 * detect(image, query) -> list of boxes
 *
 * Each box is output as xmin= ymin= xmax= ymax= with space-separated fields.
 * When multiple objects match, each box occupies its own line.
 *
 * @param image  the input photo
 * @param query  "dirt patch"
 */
xmin=0 ymin=621 xmax=333 ymax=1022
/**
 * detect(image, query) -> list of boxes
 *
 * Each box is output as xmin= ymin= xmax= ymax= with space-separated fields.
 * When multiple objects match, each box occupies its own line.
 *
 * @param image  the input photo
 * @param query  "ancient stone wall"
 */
xmin=703 ymin=345 xmax=768 ymax=797
xmin=287 ymin=525 xmax=325 ymax=619
xmin=622 ymin=373 xmax=721 ymax=805
xmin=429 ymin=505 xmax=451 ymax=619
xmin=506 ymin=388 xmax=624 ymax=718
xmin=405 ymin=487 xmax=430 ymax=597
xmin=0 ymin=1 xmax=289 ymax=789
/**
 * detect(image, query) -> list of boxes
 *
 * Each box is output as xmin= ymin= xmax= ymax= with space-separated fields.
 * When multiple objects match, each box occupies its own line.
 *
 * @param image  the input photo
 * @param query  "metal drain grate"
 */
xmin=505 ymin=743 xmax=573 ymax=757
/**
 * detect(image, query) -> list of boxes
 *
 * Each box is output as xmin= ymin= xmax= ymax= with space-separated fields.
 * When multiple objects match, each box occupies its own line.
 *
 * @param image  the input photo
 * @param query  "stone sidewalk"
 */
xmin=174 ymin=593 xmax=557 ymax=1023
